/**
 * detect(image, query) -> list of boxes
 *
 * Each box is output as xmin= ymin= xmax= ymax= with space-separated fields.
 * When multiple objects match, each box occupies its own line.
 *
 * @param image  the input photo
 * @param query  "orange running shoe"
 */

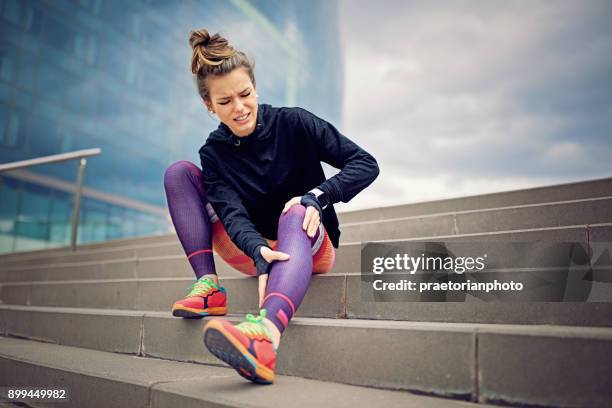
xmin=172 ymin=276 xmax=227 ymax=318
xmin=203 ymin=309 xmax=277 ymax=384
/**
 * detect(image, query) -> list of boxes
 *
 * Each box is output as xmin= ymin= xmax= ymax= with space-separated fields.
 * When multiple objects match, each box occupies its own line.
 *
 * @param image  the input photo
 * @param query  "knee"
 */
xmin=164 ymin=161 xmax=199 ymax=188
xmin=280 ymin=204 xmax=307 ymax=224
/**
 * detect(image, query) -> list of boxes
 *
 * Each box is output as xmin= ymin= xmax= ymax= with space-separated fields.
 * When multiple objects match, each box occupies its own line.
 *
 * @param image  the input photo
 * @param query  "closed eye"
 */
xmin=218 ymin=91 xmax=251 ymax=105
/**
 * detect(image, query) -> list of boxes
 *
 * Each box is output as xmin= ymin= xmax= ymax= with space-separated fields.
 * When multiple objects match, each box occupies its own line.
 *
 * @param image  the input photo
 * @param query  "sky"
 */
xmin=335 ymin=0 xmax=612 ymax=212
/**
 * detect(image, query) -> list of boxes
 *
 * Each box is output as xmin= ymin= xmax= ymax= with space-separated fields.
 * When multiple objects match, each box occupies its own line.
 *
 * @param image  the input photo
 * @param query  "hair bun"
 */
xmin=189 ymin=29 xmax=236 ymax=74
xmin=189 ymin=29 xmax=211 ymax=49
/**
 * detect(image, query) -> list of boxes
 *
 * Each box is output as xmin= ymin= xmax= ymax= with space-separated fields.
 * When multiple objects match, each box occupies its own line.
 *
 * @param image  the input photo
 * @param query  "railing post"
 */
xmin=70 ymin=157 xmax=87 ymax=251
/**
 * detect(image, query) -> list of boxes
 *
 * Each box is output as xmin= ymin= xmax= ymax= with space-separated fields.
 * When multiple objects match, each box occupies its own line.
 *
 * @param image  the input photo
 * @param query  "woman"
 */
xmin=164 ymin=29 xmax=379 ymax=384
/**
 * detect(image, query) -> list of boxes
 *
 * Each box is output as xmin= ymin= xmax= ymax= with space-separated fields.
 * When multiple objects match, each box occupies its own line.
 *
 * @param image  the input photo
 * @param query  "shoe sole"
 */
xmin=172 ymin=305 xmax=227 ymax=318
xmin=203 ymin=320 xmax=275 ymax=384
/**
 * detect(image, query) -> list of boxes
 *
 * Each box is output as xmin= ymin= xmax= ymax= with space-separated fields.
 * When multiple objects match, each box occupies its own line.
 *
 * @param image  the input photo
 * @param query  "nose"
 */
xmin=234 ymin=98 xmax=245 ymax=112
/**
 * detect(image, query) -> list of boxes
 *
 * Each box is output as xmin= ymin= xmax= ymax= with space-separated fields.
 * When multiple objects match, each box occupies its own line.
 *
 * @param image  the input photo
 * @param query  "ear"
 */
xmin=204 ymin=101 xmax=214 ymax=113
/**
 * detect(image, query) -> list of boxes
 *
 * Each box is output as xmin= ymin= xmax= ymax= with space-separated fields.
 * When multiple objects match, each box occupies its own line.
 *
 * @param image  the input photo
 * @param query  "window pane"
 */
xmin=78 ymin=197 xmax=108 ymax=244
xmin=15 ymin=183 xmax=50 ymax=241
xmin=0 ymin=176 xmax=20 ymax=253
xmin=49 ymin=190 xmax=72 ymax=246
xmin=14 ymin=182 xmax=51 ymax=251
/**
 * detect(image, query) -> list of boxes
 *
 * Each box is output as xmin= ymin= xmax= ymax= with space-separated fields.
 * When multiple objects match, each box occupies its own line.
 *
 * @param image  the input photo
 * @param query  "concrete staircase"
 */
xmin=1 ymin=177 xmax=611 ymax=408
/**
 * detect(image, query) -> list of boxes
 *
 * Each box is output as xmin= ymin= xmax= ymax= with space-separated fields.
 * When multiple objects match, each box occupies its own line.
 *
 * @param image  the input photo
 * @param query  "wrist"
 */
xmin=253 ymin=244 xmax=268 ymax=261
xmin=253 ymin=245 xmax=271 ymax=275
xmin=307 ymin=188 xmax=330 ymax=209
xmin=300 ymin=194 xmax=323 ymax=221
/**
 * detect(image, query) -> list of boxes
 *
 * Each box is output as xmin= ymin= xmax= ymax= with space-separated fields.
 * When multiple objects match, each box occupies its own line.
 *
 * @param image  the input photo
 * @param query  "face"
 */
xmin=205 ymin=67 xmax=258 ymax=137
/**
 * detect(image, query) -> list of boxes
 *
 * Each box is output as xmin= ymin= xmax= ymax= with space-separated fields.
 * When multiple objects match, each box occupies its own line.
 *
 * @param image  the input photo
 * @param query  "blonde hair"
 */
xmin=189 ymin=29 xmax=256 ymax=102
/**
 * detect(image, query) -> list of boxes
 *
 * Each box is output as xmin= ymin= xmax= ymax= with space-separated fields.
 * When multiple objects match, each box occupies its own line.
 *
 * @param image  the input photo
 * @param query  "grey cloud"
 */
xmin=339 ymin=0 xmax=612 ymax=210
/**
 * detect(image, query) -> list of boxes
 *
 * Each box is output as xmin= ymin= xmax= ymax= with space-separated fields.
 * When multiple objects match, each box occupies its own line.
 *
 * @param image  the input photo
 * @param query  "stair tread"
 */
xmin=0 ymin=336 xmax=492 ymax=408
xmin=2 ymin=304 xmax=612 ymax=338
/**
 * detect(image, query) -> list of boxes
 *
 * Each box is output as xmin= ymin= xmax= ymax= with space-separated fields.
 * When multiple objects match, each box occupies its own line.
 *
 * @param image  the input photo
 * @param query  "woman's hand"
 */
xmin=282 ymin=196 xmax=321 ymax=238
xmin=257 ymin=246 xmax=290 ymax=307
xmin=259 ymin=196 xmax=321 ymax=307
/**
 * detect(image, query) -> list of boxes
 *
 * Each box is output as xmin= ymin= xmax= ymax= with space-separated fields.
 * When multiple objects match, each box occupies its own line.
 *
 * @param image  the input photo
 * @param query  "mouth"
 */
xmin=234 ymin=112 xmax=250 ymax=124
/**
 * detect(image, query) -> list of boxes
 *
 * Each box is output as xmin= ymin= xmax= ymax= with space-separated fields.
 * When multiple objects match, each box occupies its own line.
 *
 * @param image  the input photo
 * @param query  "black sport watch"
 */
xmin=308 ymin=188 xmax=330 ymax=210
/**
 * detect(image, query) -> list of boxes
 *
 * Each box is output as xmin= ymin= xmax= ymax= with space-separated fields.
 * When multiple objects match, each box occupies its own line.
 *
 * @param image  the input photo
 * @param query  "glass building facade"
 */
xmin=0 ymin=0 xmax=343 ymax=254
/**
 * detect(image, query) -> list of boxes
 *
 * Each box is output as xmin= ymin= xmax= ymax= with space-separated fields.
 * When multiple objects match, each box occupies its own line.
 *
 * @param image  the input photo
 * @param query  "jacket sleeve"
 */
xmin=297 ymin=108 xmax=379 ymax=204
xmin=200 ymin=149 xmax=269 ymax=260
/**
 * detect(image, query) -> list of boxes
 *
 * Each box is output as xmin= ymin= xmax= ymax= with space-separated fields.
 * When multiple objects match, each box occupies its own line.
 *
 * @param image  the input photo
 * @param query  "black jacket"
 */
xmin=199 ymin=104 xmax=379 ymax=262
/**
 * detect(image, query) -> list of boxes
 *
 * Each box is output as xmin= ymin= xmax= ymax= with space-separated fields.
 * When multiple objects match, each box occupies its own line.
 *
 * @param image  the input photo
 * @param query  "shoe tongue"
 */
xmin=188 ymin=277 xmax=215 ymax=296
xmin=239 ymin=310 xmax=272 ymax=340
xmin=197 ymin=277 xmax=217 ymax=288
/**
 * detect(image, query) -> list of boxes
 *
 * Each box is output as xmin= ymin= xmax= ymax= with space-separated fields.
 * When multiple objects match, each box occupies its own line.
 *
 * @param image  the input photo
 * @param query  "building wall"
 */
xmin=0 ymin=0 xmax=343 ymax=253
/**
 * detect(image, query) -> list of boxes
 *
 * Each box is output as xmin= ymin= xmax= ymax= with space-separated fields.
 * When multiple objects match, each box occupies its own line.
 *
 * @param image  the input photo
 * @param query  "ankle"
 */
xmin=200 ymin=274 xmax=219 ymax=285
xmin=262 ymin=317 xmax=281 ymax=349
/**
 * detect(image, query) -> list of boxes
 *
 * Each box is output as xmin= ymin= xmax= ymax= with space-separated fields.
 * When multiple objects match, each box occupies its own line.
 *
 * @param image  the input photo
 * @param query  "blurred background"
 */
xmin=0 ymin=0 xmax=611 ymax=254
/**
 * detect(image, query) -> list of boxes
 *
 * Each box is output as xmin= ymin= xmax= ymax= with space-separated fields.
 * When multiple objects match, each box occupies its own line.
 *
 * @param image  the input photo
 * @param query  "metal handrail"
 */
xmin=0 ymin=148 xmax=102 ymax=251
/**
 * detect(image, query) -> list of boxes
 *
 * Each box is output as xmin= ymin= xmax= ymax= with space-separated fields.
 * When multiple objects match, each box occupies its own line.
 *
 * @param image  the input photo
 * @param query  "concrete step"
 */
xmin=3 ymin=271 xmax=612 ymax=326
xmin=338 ymin=176 xmax=612 ymax=224
xmin=2 ymin=177 xmax=610 ymax=265
xmin=0 ymin=233 xmax=179 ymax=263
xmin=0 ymin=336 xmax=491 ymax=408
xmin=340 ymin=196 xmax=612 ymax=242
xmin=0 ymin=237 xmax=183 ymax=269
xmin=0 ymin=274 xmax=346 ymax=320
xmin=1 ymin=306 xmax=610 ymax=407
xmin=0 ymin=306 xmax=475 ymax=399
xmin=2 ymin=223 xmax=609 ymax=283
xmin=2 ymin=187 xmax=610 ymax=269
xmin=2 ymin=177 xmax=610 ymax=264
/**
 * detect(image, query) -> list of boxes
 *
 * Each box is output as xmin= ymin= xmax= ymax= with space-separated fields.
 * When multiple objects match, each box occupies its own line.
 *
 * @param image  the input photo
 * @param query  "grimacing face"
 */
xmin=205 ymin=67 xmax=258 ymax=137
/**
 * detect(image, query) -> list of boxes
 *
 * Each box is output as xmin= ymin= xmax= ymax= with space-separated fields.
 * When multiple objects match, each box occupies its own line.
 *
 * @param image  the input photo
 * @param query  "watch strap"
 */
xmin=308 ymin=188 xmax=329 ymax=209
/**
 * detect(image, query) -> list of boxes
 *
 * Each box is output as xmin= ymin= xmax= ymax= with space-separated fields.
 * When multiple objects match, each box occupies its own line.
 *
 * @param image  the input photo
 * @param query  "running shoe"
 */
xmin=203 ymin=309 xmax=276 ymax=384
xmin=172 ymin=276 xmax=227 ymax=318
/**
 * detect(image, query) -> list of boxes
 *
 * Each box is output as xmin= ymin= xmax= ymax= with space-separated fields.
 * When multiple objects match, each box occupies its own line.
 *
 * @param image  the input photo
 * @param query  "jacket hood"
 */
xmin=206 ymin=104 xmax=275 ymax=146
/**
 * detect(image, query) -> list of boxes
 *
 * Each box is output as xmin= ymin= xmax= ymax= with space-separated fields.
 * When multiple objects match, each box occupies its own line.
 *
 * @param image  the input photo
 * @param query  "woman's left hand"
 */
xmin=282 ymin=196 xmax=320 ymax=238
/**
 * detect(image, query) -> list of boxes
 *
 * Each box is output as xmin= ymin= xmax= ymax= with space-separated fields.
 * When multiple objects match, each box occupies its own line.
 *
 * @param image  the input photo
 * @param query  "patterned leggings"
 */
xmin=164 ymin=161 xmax=336 ymax=333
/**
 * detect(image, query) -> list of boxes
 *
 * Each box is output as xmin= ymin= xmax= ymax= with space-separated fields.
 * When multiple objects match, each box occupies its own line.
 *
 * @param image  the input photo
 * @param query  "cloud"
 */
xmin=338 ymin=0 xmax=612 ymax=211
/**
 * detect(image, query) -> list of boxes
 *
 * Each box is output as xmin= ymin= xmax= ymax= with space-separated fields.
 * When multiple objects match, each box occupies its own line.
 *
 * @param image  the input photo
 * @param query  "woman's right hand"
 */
xmin=257 ymin=246 xmax=290 ymax=308
xmin=260 ymin=246 xmax=290 ymax=264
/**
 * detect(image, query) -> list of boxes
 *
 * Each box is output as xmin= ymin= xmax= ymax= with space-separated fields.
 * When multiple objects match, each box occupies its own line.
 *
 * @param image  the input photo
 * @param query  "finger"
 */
xmin=306 ymin=209 xmax=319 ymax=235
xmin=308 ymin=217 xmax=320 ymax=238
xmin=282 ymin=202 xmax=291 ymax=214
xmin=271 ymin=250 xmax=290 ymax=261
xmin=283 ymin=197 xmax=299 ymax=214
xmin=302 ymin=207 xmax=314 ymax=230
xmin=282 ymin=199 xmax=293 ymax=214
xmin=258 ymin=274 xmax=268 ymax=308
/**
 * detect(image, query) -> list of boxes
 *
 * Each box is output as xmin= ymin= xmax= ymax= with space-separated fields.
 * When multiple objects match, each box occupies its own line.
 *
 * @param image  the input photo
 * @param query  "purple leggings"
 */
xmin=164 ymin=160 xmax=318 ymax=333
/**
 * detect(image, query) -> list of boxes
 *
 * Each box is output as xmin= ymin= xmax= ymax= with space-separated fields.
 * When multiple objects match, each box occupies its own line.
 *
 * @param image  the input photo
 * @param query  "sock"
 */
xmin=262 ymin=318 xmax=280 ymax=349
xmin=164 ymin=161 xmax=216 ymax=279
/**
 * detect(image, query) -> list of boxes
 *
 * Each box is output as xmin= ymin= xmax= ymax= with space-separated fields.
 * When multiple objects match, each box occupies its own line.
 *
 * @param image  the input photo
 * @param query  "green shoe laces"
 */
xmin=186 ymin=277 xmax=218 ymax=297
xmin=237 ymin=309 xmax=271 ymax=338
xmin=245 ymin=308 xmax=266 ymax=323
